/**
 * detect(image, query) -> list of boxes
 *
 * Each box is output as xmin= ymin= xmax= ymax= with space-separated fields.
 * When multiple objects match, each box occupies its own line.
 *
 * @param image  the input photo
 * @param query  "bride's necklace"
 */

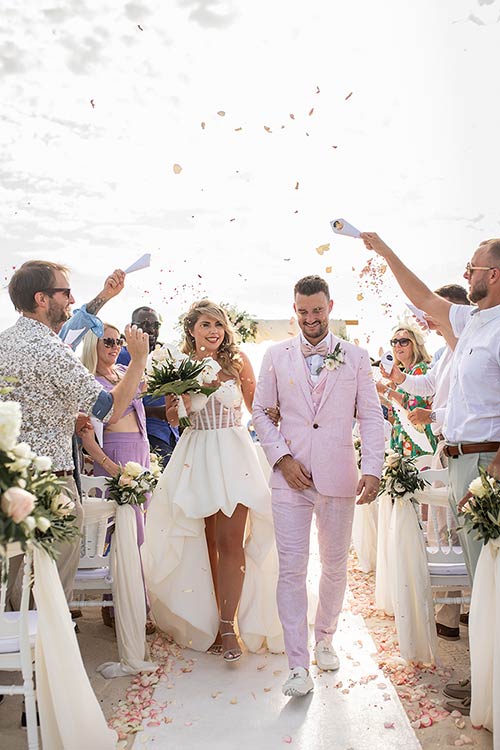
xmin=97 ymin=368 xmax=120 ymax=385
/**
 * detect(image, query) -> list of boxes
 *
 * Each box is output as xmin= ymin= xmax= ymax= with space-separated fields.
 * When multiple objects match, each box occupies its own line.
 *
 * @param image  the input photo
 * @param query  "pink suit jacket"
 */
xmin=252 ymin=334 xmax=385 ymax=497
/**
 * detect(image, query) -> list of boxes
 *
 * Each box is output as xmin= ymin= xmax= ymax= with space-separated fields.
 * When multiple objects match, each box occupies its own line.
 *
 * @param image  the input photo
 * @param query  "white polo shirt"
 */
xmin=443 ymin=303 xmax=500 ymax=443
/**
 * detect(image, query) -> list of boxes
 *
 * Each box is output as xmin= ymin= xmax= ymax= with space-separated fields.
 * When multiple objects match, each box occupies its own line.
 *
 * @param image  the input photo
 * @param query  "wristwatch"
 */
xmin=430 ymin=411 xmax=436 ymax=423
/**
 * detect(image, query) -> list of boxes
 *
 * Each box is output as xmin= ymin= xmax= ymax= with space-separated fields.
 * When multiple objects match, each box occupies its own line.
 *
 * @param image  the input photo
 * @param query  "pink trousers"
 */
xmin=272 ymin=487 xmax=355 ymax=669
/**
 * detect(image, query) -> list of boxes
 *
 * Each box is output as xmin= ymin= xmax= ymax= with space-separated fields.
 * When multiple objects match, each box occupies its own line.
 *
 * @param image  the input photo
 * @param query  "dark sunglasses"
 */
xmin=101 ymin=337 xmax=124 ymax=348
xmin=38 ymin=287 xmax=72 ymax=298
xmin=390 ymin=337 xmax=411 ymax=347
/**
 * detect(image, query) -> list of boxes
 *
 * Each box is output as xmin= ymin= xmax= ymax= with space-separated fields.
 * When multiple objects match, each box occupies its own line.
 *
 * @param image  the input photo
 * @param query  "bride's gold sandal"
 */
xmin=220 ymin=619 xmax=242 ymax=663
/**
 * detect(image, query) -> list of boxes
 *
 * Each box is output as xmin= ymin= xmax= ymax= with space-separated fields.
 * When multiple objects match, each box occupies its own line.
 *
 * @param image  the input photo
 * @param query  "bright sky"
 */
xmin=1 ymin=0 xmax=499 ymax=356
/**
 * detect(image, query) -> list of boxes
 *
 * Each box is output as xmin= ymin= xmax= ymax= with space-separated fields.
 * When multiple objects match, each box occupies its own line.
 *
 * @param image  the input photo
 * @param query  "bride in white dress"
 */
xmin=142 ymin=300 xmax=283 ymax=660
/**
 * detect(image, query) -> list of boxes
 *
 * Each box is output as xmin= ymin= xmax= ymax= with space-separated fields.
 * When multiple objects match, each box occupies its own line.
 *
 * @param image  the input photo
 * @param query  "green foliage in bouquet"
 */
xmin=378 ymin=450 xmax=427 ymax=500
xmin=460 ymin=466 xmax=500 ymax=545
xmin=144 ymin=350 xmax=218 ymax=402
xmin=105 ymin=458 xmax=163 ymax=507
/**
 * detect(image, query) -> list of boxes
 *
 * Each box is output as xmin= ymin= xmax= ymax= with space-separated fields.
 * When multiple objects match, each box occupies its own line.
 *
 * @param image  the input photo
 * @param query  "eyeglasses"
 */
xmin=464 ymin=262 xmax=498 ymax=277
xmin=390 ymin=337 xmax=411 ymax=347
xmin=38 ymin=288 xmax=72 ymax=298
xmin=101 ymin=337 xmax=124 ymax=348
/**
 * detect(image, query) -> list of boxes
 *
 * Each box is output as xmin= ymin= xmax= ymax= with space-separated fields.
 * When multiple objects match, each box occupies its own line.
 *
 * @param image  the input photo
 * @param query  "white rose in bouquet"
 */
xmin=34 ymin=455 xmax=52 ymax=472
xmin=0 ymin=401 xmax=22 ymax=451
xmin=7 ymin=442 xmax=35 ymax=473
xmin=196 ymin=357 xmax=221 ymax=384
xmin=1 ymin=487 xmax=36 ymax=523
xmin=118 ymin=474 xmax=134 ymax=487
xmin=36 ymin=516 xmax=52 ymax=532
xmin=468 ymin=476 xmax=488 ymax=499
xmin=24 ymin=515 xmax=36 ymax=531
xmin=385 ymin=451 xmax=401 ymax=468
xmin=123 ymin=461 xmax=144 ymax=478
xmin=51 ymin=493 xmax=75 ymax=516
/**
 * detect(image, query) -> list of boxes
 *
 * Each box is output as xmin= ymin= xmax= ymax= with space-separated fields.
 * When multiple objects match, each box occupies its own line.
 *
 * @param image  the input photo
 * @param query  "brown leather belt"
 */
xmin=444 ymin=442 xmax=500 ymax=458
xmin=54 ymin=470 xmax=74 ymax=477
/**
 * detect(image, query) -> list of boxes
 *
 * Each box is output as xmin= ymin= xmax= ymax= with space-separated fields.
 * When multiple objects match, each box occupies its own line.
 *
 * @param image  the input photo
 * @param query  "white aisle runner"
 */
xmin=132 ymin=606 xmax=421 ymax=750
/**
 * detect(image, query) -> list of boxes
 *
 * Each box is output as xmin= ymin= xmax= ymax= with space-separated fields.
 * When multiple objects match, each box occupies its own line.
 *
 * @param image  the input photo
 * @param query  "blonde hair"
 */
xmin=391 ymin=325 xmax=431 ymax=368
xmin=181 ymin=300 xmax=243 ymax=382
xmin=81 ymin=323 xmax=120 ymax=375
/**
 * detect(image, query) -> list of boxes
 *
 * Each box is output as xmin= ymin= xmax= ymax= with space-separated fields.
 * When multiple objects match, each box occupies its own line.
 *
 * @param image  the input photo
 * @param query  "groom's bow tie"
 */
xmin=300 ymin=339 xmax=329 ymax=357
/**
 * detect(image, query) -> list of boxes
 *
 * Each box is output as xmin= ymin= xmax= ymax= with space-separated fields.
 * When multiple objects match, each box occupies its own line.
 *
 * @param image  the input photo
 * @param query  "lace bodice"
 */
xmin=189 ymin=380 xmax=242 ymax=430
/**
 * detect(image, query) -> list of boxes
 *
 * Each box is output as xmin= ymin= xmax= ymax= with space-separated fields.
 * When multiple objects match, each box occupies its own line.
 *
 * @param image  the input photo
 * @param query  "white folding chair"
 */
xmin=0 ymin=545 xmax=39 ymax=749
xmin=416 ymin=467 xmax=470 ymax=605
xmin=70 ymin=475 xmax=115 ymax=610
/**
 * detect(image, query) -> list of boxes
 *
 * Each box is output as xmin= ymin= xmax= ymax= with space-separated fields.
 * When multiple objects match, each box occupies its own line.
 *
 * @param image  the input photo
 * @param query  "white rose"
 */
xmin=1 ymin=487 xmax=36 ymax=523
xmin=34 ymin=455 xmax=52 ymax=472
xmin=468 ymin=476 xmax=488 ymax=499
xmin=0 ymin=401 xmax=22 ymax=451
xmin=118 ymin=474 xmax=134 ymax=487
xmin=51 ymin=493 xmax=75 ymax=516
xmin=36 ymin=516 xmax=51 ymax=532
xmin=324 ymin=359 xmax=337 ymax=371
xmin=11 ymin=442 xmax=34 ymax=459
xmin=124 ymin=461 xmax=144 ymax=478
xmin=24 ymin=515 xmax=36 ymax=531
xmin=386 ymin=451 xmax=401 ymax=468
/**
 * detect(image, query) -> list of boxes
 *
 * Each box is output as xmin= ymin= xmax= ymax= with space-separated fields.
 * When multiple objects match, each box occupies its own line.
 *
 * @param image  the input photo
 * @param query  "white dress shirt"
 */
xmin=443 ymin=303 xmax=500 ymax=443
xmin=400 ymin=345 xmax=453 ymax=435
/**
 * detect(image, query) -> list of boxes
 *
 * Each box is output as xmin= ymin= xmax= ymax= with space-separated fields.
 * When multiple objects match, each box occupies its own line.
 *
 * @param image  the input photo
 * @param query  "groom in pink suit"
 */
xmin=253 ymin=275 xmax=384 ymax=697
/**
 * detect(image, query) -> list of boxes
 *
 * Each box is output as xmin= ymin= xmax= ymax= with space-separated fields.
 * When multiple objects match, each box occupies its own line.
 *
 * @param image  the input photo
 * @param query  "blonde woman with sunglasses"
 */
xmin=378 ymin=326 xmax=438 ymax=457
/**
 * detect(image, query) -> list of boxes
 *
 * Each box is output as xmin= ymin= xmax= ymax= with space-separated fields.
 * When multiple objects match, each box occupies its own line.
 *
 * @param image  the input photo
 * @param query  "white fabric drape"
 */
xmin=388 ymin=496 xmax=439 ymax=664
xmin=375 ymin=493 xmax=393 ymax=614
xmin=470 ymin=537 xmax=500 ymax=747
xmin=33 ymin=549 xmax=117 ymax=750
xmin=352 ymin=500 xmax=378 ymax=573
xmin=97 ymin=503 xmax=157 ymax=678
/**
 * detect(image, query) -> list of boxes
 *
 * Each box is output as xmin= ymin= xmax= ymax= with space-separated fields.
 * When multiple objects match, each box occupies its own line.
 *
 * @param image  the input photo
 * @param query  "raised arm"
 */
xmin=107 ymin=325 xmax=149 ymax=420
xmin=360 ymin=233 xmax=453 ymax=329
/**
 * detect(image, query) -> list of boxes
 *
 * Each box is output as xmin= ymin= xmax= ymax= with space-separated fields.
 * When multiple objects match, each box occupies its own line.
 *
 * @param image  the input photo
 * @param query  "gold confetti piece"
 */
xmin=211 ymin=691 xmax=222 ymax=699
xmin=230 ymin=697 xmax=238 ymax=705
xmin=240 ymin=565 xmax=246 ymax=573
xmin=201 ymin=122 xmax=206 ymax=129
xmin=315 ymin=243 xmax=330 ymax=255
xmin=272 ymin=670 xmax=282 ymax=676
xmin=182 ymin=588 xmax=193 ymax=593
xmin=256 ymin=664 xmax=267 ymax=671
xmin=263 ymin=687 xmax=272 ymax=692
xmin=264 ymin=126 xmax=272 ymax=133
xmin=217 ymin=110 xmax=226 ymax=116
xmin=173 ymin=163 xmax=182 ymax=174
xmin=309 ymin=107 xmax=314 ymax=116
xmin=325 ymin=266 xmax=332 ymax=273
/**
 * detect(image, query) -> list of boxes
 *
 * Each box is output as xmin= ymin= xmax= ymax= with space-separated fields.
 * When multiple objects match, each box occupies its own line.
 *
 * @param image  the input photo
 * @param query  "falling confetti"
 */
xmin=137 ymin=24 xmax=143 ymax=30
xmin=357 ymin=293 xmax=364 ymax=301
xmin=90 ymin=99 xmax=95 ymax=108
xmin=217 ymin=111 xmax=226 ymax=117
xmin=345 ymin=91 xmax=353 ymax=100
xmin=315 ymin=243 xmax=330 ymax=255
xmin=264 ymin=126 xmax=272 ymax=133
xmin=294 ymin=181 xmax=299 ymax=190
xmin=325 ymin=266 xmax=332 ymax=273
xmin=308 ymin=107 xmax=314 ymax=116
xmin=201 ymin=122 xmax=206 ymax=129
xmin=234 ymin=127 xmax=242 ymax=131
xmin=289 ymin=113 xmax=295 ymax=119
xmin=173 ymin=164 xmax=182 ymax=174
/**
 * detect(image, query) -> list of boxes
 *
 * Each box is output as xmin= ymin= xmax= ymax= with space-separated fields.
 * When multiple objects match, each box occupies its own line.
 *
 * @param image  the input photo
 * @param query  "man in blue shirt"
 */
xmin=118 ymin=306 xmax=179 ymax=464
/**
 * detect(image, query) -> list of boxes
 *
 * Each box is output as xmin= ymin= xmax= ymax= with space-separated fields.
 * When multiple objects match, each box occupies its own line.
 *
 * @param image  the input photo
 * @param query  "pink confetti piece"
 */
xmin=283 ymin=737 xmax=293 ymax=744
xmin=384 ymin=722 xmax=395 ymax=729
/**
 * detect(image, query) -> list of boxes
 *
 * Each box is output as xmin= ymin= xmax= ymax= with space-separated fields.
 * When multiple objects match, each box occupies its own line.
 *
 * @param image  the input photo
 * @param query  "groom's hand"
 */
xmin=356 ymin=474 xmax=380 ymax=505
xmin=277 ymin=456 xmax=312 ymax=490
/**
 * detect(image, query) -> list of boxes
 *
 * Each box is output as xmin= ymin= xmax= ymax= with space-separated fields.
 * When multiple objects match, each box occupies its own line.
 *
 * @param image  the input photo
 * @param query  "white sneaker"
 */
xmin=282 ymin=667 xmax=314 ymax=697
xmin=314 ymin=640 xmax=340 ymax=671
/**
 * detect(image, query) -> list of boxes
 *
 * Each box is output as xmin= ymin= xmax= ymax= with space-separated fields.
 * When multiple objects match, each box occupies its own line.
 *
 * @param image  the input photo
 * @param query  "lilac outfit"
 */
xmin=93 ymin=365 xmax=150 ymax=547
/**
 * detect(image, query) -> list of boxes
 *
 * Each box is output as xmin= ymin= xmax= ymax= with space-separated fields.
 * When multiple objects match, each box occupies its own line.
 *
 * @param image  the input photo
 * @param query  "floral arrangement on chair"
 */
xmin=219 ymin=303 xmax=258 ymax=344
xmin=104 ymin=455 xmax=163 ymax=507
xmin=378 ymin=450 xmax=427 ymax=500
xmin=0 ymin=401 xmax=80 ymax=582
xmin=143 ymin=344 xmax=220 ymax=427
xmin=460 ymin=467 xmax=500 ymax=545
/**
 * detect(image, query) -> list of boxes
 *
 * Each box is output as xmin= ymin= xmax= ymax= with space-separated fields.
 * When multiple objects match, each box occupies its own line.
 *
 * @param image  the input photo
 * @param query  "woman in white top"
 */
xmin=142 ymin=300 xmax=283 ymax=661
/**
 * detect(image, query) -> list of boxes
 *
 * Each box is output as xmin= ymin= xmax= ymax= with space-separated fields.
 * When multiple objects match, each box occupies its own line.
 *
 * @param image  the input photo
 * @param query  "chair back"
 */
xmin=79 ymin=475 xmax=114 ymax=569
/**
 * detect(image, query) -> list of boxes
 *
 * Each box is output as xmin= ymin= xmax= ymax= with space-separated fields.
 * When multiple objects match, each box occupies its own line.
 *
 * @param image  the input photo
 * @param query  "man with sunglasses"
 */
xmin=361 ymin=232 xmax=500 ymax=717
xmin=117 ymin=307 xmax=179 ymax=465
xmin=0 ymin=260 xmax=149 ymax=604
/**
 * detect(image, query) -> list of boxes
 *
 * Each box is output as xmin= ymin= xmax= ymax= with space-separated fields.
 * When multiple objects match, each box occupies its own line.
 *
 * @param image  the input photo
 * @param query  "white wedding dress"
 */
xmin=142 ymin=381 xmax=284 ymax=653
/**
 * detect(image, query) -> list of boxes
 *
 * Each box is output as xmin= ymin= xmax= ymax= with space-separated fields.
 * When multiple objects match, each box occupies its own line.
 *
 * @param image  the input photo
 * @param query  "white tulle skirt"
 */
xmin=142 ymin=425 xmax=284 ymax=653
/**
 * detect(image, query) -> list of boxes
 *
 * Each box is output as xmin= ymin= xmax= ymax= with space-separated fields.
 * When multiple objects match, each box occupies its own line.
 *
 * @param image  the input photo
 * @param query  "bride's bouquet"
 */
xmin=105 ymin=457 xmax=162 ymax=507
xmin=143 ymin=345 xmax=221 ymax=428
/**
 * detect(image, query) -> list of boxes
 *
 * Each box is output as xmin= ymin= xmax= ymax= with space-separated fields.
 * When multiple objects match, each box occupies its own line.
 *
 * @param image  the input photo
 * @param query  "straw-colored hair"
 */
xmin=81 ymin=323 xmax=120 ymax=375
xmin=181 ymin=300 xmax=242 ymax=382
xmin=391 ymin=323 xmax=431 ymax=368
